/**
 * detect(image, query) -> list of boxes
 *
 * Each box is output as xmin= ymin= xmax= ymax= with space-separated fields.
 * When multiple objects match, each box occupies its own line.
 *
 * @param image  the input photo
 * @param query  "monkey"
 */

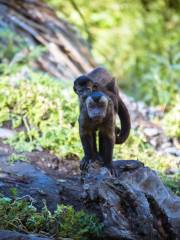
xmin=74 ymin=67 xmax=131 ymax=143
xmin=79 ymin=90 xmax=117 ymax=175
xmin=74 ymin=67 xmax=131 ymax=174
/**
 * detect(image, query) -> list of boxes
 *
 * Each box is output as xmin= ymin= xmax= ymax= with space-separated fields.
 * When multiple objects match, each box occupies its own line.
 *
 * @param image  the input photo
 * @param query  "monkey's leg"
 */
xmin=100 ymin=131 xmax=117 ymax=176
xmin=92 ymin=131 xmax=102 ymax=162
xmin=80 ymin=131 xmax=94 ymax=170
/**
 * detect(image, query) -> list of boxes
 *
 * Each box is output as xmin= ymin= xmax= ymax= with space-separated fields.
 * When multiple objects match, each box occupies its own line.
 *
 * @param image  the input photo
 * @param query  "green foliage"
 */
xmin=0 ymin=28 xmax=23 ymax=61
xmin=0 ymin=26 xmax=45 ymax=75
xmin=54 ymin=205 xmax=103 ymax=239
xmin=0 ymin=73 xmax=81 ymax=158
xmin=127 ymin=52 xmax=180 ymax=106
xmin=162 ymin=96 xmax=180 ymax=139
xmin=0 ymin=197 xmax=103 ymax=239
xmin=160 ymin=173 xmax=180 ymax=196
xmin=47 ymin=0 xmax=180 ymax=106
xmin=8 ymin=153 xmax=27 ymax=164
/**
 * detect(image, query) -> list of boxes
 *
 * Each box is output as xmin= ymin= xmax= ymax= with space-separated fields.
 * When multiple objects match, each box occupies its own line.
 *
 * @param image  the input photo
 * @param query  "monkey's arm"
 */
xmin=79 ymin=129 xmax=95 ymax=170
xmin=117 ymin=97 xmax=131 ymax=144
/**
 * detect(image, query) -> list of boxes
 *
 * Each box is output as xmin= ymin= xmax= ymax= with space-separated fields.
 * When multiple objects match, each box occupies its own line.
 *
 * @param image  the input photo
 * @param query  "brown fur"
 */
xmin=74 ymin=67 xmax=131 ymax=144
xmin=74 ymin=68 xmax=131 ymax=175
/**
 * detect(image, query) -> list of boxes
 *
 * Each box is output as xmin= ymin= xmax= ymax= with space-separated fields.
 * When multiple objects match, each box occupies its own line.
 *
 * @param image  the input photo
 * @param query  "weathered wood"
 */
xmin=0 ymin=230 xmax=51 ymax=240
xmin=0 ymin=153 xmax=179 ymax=240
xmin=59 ymin=160 xmax=180 ymax=239
xmin=0 ymin=0 xmax=96 ymax=80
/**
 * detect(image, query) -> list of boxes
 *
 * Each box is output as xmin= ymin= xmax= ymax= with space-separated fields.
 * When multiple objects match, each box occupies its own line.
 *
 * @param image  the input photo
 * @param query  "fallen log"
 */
xmin=0 ymin=154 xmax=179 ymax=239
xmin=0 ymin=230 xmax=51 ymax=240
xmin=59 ymin=160 xmax=180 ymax=239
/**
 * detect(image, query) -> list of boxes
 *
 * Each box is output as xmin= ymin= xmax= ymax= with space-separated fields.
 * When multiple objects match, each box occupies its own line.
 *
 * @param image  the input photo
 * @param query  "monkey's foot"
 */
xmin=92 ymin=154 xmax=103 ymax=163
xmin=104 ymin=163 xmax=118 ymax=177
xmin=80 ymin=156 xmax=91 ymax=171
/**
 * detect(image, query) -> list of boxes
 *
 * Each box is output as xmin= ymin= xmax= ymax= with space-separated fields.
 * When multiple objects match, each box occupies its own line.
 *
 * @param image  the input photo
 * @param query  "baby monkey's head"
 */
xmin=73 ymin=75 xmax=99 ymax=100
xmin=85 ymin=91 xmax=109 ymax=123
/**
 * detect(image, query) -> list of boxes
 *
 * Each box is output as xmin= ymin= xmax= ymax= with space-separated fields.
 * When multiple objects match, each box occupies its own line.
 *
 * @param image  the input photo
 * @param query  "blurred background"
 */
xmin=48 ymin=0 xmax=180 ymax=106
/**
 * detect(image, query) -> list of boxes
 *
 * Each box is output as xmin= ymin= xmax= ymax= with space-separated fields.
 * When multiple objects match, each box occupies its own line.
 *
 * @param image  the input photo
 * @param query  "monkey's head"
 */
xmin=85 ymin=91 xmax=109 ymax=123
xmin=74 ymin=75 xmax=98 ymax=100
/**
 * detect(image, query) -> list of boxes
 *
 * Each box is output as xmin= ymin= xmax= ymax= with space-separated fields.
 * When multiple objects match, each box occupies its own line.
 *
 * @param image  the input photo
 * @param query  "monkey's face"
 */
xmin=74 ymin=76 xmax=94 ymax=100
xmin=85 ymin=91 xmax=109 ymax=123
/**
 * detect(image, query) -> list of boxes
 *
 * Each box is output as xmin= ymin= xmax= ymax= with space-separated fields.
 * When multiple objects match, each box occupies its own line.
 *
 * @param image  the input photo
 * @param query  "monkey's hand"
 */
xmin=80 ymin=156 xmax=91 ymax=171
xmin=105 ymin=163 xmax=118 ymax=177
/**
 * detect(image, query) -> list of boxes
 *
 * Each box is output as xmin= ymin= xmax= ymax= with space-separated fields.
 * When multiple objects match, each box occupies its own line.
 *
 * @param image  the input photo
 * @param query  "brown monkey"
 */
xmin=79 ymin=90 xmax=117 ymax=175
xmin=74 ymin=68 xmax=131 ymax=174
xmin=74 ymin=67 xmax=131 ymax=144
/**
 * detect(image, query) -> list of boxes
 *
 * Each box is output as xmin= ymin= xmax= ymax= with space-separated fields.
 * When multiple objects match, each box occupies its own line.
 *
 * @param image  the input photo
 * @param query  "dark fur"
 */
xmin=79 ymin=90 xmax=116 ymax=174
xmin=74 ymin=68 xmax=131 ymax=175
xmin=74 ymin=67 xmax=131 ymax=144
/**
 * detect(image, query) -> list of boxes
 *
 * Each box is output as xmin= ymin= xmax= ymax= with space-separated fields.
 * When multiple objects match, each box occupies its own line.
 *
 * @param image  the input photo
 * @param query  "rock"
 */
xmin=120 ymin=92 xmax=180 ymax=158
xmin=0 ymin=128 xmax=15 ymax=139
xmin=0 ymin=230 xmax=52 ymax=240
xmin=164 ymin=147 xmax=180 ymax=157
xmin=60 ymin=160 xmax=180 ymax=239
xmin=143 ymin=128 xmax=160 ymax=137
xmin=0 ymin=155 xmax=60 ymax=211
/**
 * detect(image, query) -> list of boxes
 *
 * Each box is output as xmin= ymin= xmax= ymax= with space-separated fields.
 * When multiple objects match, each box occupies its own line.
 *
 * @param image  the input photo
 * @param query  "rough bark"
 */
xmin=0 ymin=230 xmax=51 ymax=240
xmin=0 ymin=154 xmax=179 ymax=240
xmin=0 ymin=0 xmax=96 ymax=80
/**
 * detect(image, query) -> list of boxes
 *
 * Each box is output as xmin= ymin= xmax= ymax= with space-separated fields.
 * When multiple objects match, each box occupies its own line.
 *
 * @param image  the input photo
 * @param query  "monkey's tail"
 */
xmin=116 ymin=98 xmax=131 ymax=144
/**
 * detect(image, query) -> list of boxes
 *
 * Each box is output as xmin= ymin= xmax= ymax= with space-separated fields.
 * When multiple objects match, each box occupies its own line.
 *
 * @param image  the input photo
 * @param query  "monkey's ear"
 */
xmin=106 ymin=78 xmax=116 ymax=92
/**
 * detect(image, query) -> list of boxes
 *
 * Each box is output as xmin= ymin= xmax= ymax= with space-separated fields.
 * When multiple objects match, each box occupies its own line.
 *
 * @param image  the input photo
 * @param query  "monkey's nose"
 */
xmin=92 ymin=92 xmax=102 ymax=102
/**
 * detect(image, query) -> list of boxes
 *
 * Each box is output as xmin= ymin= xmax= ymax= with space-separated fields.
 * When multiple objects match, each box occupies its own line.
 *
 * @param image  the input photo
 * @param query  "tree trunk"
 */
xmin=0 ymin=0 xmax=96 ymax=80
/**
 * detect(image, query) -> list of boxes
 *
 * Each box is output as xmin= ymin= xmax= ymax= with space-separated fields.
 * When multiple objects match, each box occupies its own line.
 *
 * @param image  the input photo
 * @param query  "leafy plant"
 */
xmin=0 ymin=26 xmax=46 ymax=75
xmin=162 ymin=96 xmax=180 ymax=139
xmin=0 ymin=71 xmax=81 ymax=158
xmin=47 ymin=0 xmax=180 ymax=106
xmin=8 ymin=153 xmax=27 ymax=164
xmin=0 ymin=197 xmax=103 ymax=239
